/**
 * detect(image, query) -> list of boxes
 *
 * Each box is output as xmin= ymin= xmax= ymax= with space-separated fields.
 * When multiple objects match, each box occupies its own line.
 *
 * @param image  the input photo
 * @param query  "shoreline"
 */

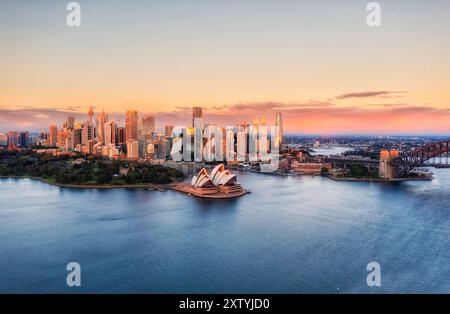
xmin=1 ymin=172 xmax=434 ymax=191
xmin=0 ymin=175 xmax=175 ymax=190
xmin=329 ymin=176 xmax=433 ymax=182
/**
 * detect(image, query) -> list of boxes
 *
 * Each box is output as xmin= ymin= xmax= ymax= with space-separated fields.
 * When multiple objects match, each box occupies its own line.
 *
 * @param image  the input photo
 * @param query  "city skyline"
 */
xmin=1 ymin=1 xmax=450 ymax=134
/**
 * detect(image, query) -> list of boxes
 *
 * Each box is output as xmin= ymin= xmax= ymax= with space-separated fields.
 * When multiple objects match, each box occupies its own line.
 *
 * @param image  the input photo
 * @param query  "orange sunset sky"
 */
xmin=1 ymin=0 xmax=450 ymax=134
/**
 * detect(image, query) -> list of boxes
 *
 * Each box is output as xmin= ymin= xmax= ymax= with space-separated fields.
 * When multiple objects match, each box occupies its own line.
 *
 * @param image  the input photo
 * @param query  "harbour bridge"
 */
xmin=324 ymin=140 xmax=450 ymax=178
xmin=392 ymin=140 xmax=450 ymax=177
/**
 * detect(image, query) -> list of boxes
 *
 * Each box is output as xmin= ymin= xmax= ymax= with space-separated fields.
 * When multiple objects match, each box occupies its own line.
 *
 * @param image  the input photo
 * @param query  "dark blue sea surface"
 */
xmin=0 ymin=169 xmax=449 ymax=293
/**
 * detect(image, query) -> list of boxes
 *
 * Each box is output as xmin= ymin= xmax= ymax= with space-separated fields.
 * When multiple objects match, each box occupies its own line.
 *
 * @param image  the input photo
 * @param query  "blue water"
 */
xmin=0 ymin=169 xmax=450 ymax=293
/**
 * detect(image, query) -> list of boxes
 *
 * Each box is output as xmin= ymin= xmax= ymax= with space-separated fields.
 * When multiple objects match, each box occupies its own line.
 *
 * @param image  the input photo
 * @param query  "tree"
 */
xmin=350 ymin=164 xmax=369 ymax=178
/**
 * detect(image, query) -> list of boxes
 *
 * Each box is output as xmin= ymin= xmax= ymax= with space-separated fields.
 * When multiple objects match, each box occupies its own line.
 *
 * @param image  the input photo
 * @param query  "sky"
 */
xmin=1 ymin=0 xmax=450 ymax=134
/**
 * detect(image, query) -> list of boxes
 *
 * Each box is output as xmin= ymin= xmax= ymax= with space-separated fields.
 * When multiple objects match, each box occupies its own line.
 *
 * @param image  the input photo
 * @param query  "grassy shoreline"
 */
xmin=0 ymin=175 xmax=176 ymax=190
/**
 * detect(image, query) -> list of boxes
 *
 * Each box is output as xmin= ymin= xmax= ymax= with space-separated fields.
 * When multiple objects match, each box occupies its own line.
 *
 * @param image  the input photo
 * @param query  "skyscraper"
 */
xmin=88 ymin=106 xmax=94 ymax=125
xmin=125 ymin=110 xmax=139 ymax=141
xmin=117 ymin=127 xmax=126 ymax=145
xmin=127 ymin=139 xmax=139 ymax=160
xmin=19 ymin=131 xmax=30 ymax=147
xmin=57 ymin=129 xmax=71 ymax=149
xmin=7 ymin=131 xmax=20 ymax=146
xmin=82 ymin=121 xmax=93 ymax=145
xmin=192 ymin=106 xmax=203 ymax=129
xmin=49 ymin=125 xmax=57 ymax=147
xmin=0 ymin=133 xmax=8 ymax=146
xmin=141 ymin=114 xmax=155 ymax=135
xmin=165 ymin=125 xmax=174 ymax=137
xmin=73 ymin=128 xmax=82 ymax=147
xmin=96 ymin=110 xmax=108 ymax=145
xmin=64 ymin=116 xmax=75 ymax=130
xmin=104 ymin=120 xmax=117 ymax=146
xmin=141 ymin=114 xmax=155 ymax=157
xmin=275 ymin=112 xmax=283 ymax=147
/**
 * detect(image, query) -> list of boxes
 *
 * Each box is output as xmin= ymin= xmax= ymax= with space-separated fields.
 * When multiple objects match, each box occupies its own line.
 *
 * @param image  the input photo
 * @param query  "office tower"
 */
xmin=183 ymin=127 xmax=194 ymax=161
xmin=64 ymin=116 xmax=75 ymax=130
xmin=19 ymin=131 xmax=30 ymax=147
xmin=141 ymin=114 xmax=155 ymax=135
xmin=57 ymin=129 xmax=70 ymax=149
xmin=39 ymin=132 xmax=48 ymax=140
xmin=73 ymin=128 xmax=82 ymax=147
xmin=153 ymin=138 xmax=168 ymax=160
xmin=125 ymin=110 xmax=139 ymax=141
xmin=248 ymin=118 xmax=260 ymax=162
xmin=66 ymin=130 xmax=74 ymax=150
xmin=236 ymin=128 xmax=247 ymax=161
xmin=145 ymin=142 xmax=155 ymax=160
xmin=165 ymin=125 xmax=174 ymax=137
xmin=117 ymin=127 xmax=126 ymax=145
xmin=192 ymin=106 xmax=203 ymax=129
xmin=275 ymin=112 xmax=283 ymax=146
xmin=0 ymin=133 xmax=8 ymax=146
xmin=82 ymin=121 xmax=93 ymax=145
xmin=87 ymin=140 xmax=94 ymax=154
xmin=96 ymin=110 xmax=108 ymax=145
xmin=88 ymin=106 xmax=94 ymax=125
xmin=104 ymin=120 xmax=117 ymax=146
xmin=127 ymin=139 xmax=139 ymax=160
xmin=259 ymin=116 xmax=268 ymax=156
xmin=141 ymin=114 xmax=155 ymax=157
xmin=49 ymin=125 xmax=58 ymax=146
xmin=193 ymin=126 xmax=203 ymax=162
xmin=7 ymin=132 xmax=19 ymax=146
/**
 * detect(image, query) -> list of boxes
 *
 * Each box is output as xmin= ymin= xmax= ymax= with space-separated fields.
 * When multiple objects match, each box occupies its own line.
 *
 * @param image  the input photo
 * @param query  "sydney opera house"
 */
xmin=172 ymin=164 xmax=248 ymax=198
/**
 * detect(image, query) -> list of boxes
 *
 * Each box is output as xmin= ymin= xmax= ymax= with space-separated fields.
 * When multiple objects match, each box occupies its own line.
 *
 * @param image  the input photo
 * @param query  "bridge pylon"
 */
xmin=379 ymin=149 xmax=399 ymax=179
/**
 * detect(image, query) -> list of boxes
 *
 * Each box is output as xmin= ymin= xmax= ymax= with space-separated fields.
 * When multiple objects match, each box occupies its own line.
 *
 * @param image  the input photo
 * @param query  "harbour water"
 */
xmin=0 ymin=168 xmax=450 ymax=293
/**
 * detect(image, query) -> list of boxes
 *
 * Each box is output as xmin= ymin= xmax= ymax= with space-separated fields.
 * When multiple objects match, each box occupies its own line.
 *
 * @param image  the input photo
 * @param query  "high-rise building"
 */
xmin=39 ymin=132 xmax=48 ymax=140
xmin=49 ymin=125 xmax=58 ymax=147
xmin=64 ymin=116 xmax=75 ymax=130
xmin=275 ymin=112 xmax=283 ymax=147
xmin=236 ymin=128 xmax=247 ymax=161
xmin=125 ymin=110 xmax=139 ymax=141
xmin=127 ymin=139 xmax=139 ymax=160
xmin=104 ymin=120 xmax=116 ymax=146
xmin=82 ymin=121 xmax=93 ymax=145
xmin=88 ymin=106 xmax=94 ymax=125
xmin=73 ymin=128 xmax=82 ymax=147
xmin=192 ymin=106 xmax=203 ymax=129
xmin=19 ymin=131 xmax=30 ymax=147
xmin=7 ymin=132 xmax=20 ymax=146
xmin=0 ymin=133 xmax=8 ymax=146
xmin=117 ymin=127 xmax=126 ymax=145
xmin=57 ymin=129 xmax=71 ymax=149
xmin=153 ymin=138 xmax=168 ymax=160
xmin=66 ymin=130 xmax=74 ymax=151
xmin=7 ymin=132 xmax=19 ymax=146
xmin=141 ymin=114 xmax=155 ymax=157
xmin=96 ymin=110 xmax=108 ymax=145
xmin=165 ymin=125 xmax=174 ymax=137
xmin=141 ymin=114 xmax=155 ymax=135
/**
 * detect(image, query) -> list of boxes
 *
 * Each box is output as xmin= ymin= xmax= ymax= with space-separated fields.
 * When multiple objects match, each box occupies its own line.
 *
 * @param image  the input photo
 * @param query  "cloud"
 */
xmin=336 ymin=91 xmax=407 ymax=100
xmin=0 ymin=107 xmax=86 ymax=132
xmin=2 ymin=101 xmax=450 ymax=135
xmin=221 ymin=100 xmax=336 ymax=111
xmin=367 ymin=103 xmax=408 ymax=108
